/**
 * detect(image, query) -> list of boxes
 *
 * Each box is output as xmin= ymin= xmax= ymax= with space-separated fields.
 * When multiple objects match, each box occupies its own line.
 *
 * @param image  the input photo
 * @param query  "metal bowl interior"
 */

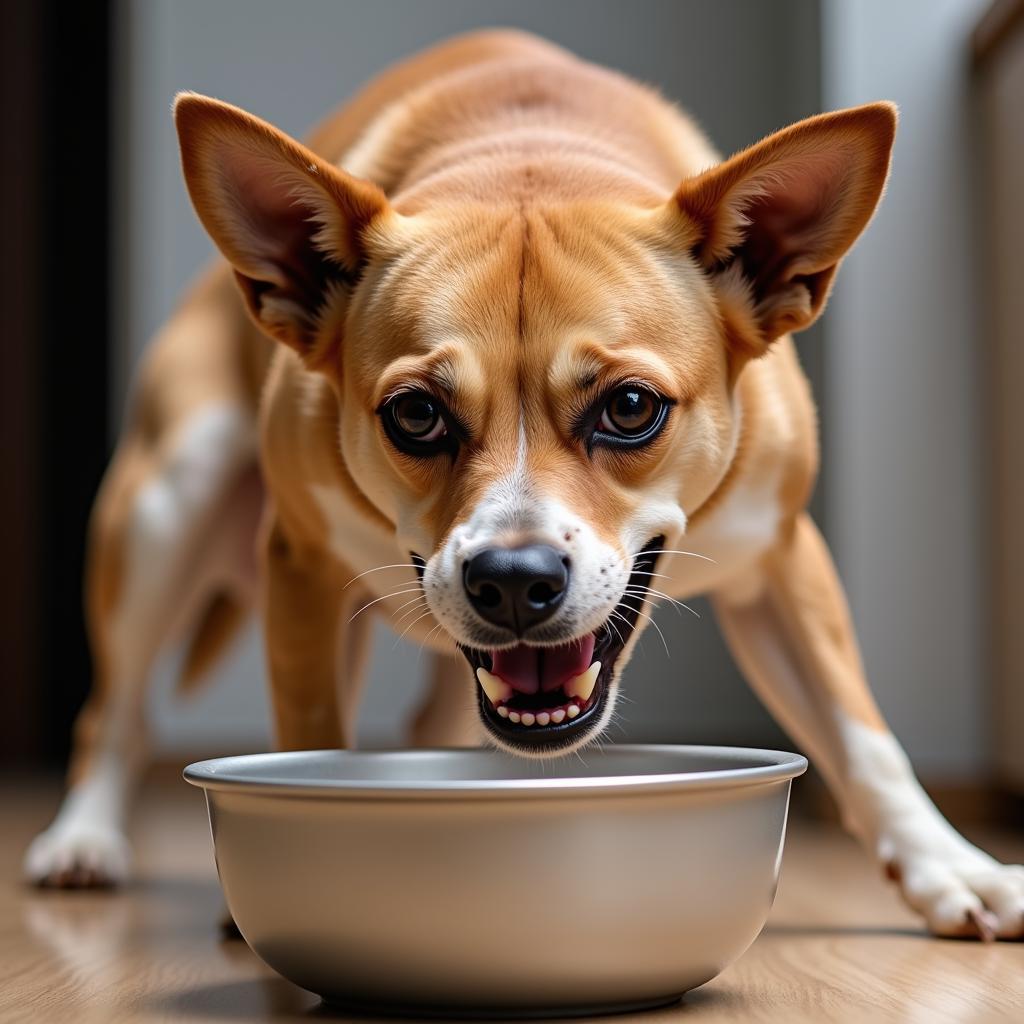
xmin=185 ymin=745 xmax=806 ymax=1017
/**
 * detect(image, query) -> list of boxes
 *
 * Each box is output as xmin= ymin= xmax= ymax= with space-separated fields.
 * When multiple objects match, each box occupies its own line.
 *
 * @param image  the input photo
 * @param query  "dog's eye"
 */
xmin=393 ymin=394 xmax=446 ymax=442
xmin=597 ymin=387 xmax=662 ymax=438
xmin=381 ymin=391 xmax=456 ymax=456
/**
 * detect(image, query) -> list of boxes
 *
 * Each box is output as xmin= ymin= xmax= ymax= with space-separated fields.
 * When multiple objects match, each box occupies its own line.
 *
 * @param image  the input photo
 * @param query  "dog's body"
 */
xmin=27 ymin=30 xmax=1023 ymax=938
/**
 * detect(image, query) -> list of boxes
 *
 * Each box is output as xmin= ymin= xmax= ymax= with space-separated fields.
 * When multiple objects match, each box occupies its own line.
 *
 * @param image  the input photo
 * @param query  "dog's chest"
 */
xmin=309 ymin=484 xmax=408 ymax=584
xmin=661 ymin=475 xmax=784 ymax=600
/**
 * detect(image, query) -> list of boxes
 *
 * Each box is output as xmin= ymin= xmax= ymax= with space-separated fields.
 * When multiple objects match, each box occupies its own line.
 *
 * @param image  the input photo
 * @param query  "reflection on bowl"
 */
xmin=185 ymin=744 xmax=806 ymax=1017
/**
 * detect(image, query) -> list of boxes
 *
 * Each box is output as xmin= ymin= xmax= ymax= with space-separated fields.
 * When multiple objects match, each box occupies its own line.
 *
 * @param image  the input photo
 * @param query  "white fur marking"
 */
xmin=25 ymin=403 xmax=255 ymax=885
xmin=837 ymin=711 xmax=1024 ymax=937
xmin=664 ymin=475 xmax=781 ymax=603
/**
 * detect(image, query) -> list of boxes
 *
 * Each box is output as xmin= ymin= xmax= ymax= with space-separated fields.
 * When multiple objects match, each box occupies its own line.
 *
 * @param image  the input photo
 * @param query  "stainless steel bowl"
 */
xmin=184 ymin=745 xmax=806 ymax=1017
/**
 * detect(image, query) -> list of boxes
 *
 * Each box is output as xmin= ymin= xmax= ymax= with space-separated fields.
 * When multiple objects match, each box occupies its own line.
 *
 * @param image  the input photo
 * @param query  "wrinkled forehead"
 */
xmin=349 ymin=207 xmax=723 ymax=547
xmin=353 ymin=204 xmax=718 ymax=413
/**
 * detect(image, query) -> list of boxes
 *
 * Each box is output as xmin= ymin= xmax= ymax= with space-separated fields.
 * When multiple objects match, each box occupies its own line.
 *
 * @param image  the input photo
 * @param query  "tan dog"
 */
xmin=26 ymin=30 xmax=1023 ymax=939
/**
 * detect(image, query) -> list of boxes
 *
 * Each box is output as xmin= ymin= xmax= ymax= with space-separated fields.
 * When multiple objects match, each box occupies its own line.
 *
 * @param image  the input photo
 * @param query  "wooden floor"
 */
xmin=2 ymin=777 xmax=1022 ymax=1024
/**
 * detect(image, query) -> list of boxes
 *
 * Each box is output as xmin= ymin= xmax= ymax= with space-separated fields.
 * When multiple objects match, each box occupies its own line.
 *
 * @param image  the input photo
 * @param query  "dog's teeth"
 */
xmin=564 ymin=662 xmax=601 ymax=703
xmin=551 ymin=709 xmax=566 ymax=724
xmin=476 ymin=667 xmax=512 ymax=706
xmin=509 ymin=711 xmax=521 ymax=723
xmin=520 ymin=712 xmax=536 ymax=726
xmin=536 ymin=712 xmax=551 ymax=726
xmin=566 ymin=704 xmax=580 ymax=719
xmin=497 ymin=706 xmax=509 ymax=718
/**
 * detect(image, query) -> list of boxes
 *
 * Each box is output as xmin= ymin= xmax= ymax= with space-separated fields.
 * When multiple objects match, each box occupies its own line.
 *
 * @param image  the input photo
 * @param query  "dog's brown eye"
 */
xmin=391 ymin=393 xmax=440 ymax=438
xmin=382 ymin=389 xmax=450 ymax=454
xmin=598 ymin=387 xmax=661 ymax=437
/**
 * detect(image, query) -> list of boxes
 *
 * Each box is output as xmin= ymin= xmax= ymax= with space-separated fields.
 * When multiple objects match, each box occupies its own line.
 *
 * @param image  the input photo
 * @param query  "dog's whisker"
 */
xmin=623 ymin=589 xmax=678 ymax=617
xmin=342 ymin=563 xmax=421 ymax=589
xmin=624 ymin=604 xmax=671 ymax=657
xmin=605 ymin=616 xmax=626 ymax=647
xmin=414 ymin=622 xmax=450 ymax=670
xmin=608 ymin=609 xmax=637 ymax=646
xmin=348 ymin=586 xmax=424 ymax=624
xmin=640 ymin=548 xmax=716 ymax=563
xmin=387 ymin=602 xmax=428 ymax=634
xmin=623 ymin=585 xmax=700 ymax=619
xmin=394 ymin=609 xmax=437 ymax=646
xmin=387 ymin=598 xmax=428 ymax=618
xmin=423 ymin=620 xmax=447 ymax=645
xmin=631 ymin=548 xmax=717 ymax=565
xmin=355 ymin=579 xmax=425 ymax=600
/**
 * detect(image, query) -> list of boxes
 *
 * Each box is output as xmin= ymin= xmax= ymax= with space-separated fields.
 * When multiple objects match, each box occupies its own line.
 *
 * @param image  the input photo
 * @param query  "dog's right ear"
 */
xmin=174 ymin=93 xmax=392 ymax=364
xmin=670 ymin=102 xmax=896 ymax=357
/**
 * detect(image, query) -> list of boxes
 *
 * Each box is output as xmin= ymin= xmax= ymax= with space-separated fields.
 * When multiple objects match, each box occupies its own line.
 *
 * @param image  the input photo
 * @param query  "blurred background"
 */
xmin=2 ymin=0 xmax=1020 ymax=811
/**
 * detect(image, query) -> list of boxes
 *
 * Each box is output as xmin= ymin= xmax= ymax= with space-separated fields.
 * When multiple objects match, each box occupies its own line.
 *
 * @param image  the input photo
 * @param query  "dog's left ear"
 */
xmin=174 ymin=93 xmax=394 ymax=364
xmin=673 ymin=102 xmax=896 ymax=353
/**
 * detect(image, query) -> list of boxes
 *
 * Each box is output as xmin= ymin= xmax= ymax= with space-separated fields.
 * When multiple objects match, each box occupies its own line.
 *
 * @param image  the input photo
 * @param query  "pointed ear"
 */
xmin=174 ymin=93 xmax=391 ymax=361
xmin=673 ymin=102 xmax=896 ymax=353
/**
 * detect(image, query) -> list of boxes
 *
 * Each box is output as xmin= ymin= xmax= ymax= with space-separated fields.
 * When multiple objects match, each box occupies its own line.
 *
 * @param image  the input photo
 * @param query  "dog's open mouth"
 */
xmin=458 ymin=538 xmax=664 ymax=749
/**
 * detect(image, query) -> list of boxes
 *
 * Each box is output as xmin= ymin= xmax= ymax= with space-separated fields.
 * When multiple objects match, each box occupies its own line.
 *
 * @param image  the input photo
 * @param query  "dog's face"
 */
xmin=176 ymin=94 xmax=894 ymax=756
xmin=337 ymin=203 xmax=729 ymax=754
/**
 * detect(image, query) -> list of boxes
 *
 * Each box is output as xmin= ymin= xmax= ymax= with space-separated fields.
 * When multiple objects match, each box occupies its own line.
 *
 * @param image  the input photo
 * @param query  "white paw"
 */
xmin=24 ymin=822 xmax=132 ymax=888
xmin=839 ymin=719 xmax=1024 ymax=940
xmin=887 ymin=845 xmax=1024 ymax=940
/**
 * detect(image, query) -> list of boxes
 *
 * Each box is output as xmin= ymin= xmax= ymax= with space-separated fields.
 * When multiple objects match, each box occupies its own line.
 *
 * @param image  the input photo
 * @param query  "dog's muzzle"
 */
xmin=455 ymin=538 xmax=665 ymax=753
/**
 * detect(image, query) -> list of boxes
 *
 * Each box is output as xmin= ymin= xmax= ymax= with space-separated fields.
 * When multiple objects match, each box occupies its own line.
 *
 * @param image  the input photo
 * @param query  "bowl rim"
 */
xmin=183 ymin=744 xmax=807 ymax=800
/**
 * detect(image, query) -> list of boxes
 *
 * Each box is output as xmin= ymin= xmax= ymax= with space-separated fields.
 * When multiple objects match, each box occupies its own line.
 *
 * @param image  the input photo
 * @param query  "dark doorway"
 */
xmin=1 ymin=2 xmax=112 ymax=767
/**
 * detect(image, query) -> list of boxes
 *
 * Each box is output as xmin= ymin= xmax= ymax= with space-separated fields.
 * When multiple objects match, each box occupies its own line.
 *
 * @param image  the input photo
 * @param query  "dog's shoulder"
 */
xmin=260 ymin=350 xmax=392 ymax=560
xmin=667 ymin=338 xmax=819 ymax=597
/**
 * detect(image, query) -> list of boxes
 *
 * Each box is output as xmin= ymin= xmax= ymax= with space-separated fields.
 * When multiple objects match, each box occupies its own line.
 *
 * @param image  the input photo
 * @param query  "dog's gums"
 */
xmin=456 ymin=539 xmax=664 ymax=750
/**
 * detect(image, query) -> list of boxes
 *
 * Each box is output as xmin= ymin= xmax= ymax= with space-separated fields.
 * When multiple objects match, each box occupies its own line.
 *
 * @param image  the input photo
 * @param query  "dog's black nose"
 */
xmin=463 ymin=545 xmax=569 ymax=634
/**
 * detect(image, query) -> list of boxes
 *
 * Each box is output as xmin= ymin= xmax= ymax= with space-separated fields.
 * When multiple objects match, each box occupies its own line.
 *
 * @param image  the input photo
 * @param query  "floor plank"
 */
xmin=1 ymin=778 xmax=1022 ymax=1023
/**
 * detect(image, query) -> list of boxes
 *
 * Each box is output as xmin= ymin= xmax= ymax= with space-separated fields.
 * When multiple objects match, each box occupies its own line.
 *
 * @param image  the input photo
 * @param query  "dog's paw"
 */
xmin=23 ymin=823 xmax=132 ymax=889
xmin=885 ymin=845 xmax=1024 ymax=940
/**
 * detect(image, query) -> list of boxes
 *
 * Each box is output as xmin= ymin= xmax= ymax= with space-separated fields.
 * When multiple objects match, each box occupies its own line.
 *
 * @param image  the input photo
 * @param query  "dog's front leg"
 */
xmin=262 ymin=518 xmax=368 ymax=751
xmin=407 ymin=649 xmax=481 ymax=748
xmin=713 ymin=513 xmax=1024 ymax=939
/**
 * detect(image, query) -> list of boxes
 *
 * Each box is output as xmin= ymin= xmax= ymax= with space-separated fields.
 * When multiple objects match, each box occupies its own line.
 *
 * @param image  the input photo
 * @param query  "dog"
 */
xmin=25 ymin=29 xmax=1023 ymax=939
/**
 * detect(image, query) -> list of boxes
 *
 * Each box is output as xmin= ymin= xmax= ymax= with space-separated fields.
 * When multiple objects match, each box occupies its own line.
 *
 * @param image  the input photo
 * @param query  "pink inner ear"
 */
xmin=217 ymin=143 xmax=339 ymax=308
xmin=738 ymin=148 xmax=851 ymax=297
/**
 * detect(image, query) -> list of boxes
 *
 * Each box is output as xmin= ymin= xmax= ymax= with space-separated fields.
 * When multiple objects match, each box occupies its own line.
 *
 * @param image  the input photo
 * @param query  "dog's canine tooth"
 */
xmin=564 ymin=662 xmax=600 ymax=703
xmin=476 ymin=667 xmax=512 ymax=706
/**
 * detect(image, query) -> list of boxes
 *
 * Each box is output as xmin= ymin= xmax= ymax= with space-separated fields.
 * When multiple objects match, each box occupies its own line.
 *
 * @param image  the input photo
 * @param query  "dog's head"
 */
xmin=176 ymin=93 xmax=895 ymax=756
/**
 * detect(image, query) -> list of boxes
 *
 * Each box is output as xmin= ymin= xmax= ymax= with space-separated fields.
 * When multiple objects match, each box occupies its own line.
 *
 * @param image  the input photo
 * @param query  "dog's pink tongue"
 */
xmin=490 ymin=635 xmax=596 ymax=695
xmin=540 ymin=634 xmax=596 ymax=692
xmin=490 ymin=646 xmax=539 ymax=694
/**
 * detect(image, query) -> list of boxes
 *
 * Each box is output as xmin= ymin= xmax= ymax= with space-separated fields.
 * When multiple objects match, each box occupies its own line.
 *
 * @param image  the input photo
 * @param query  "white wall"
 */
xmin=822 ymin=0 xmax=989 ymax=777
